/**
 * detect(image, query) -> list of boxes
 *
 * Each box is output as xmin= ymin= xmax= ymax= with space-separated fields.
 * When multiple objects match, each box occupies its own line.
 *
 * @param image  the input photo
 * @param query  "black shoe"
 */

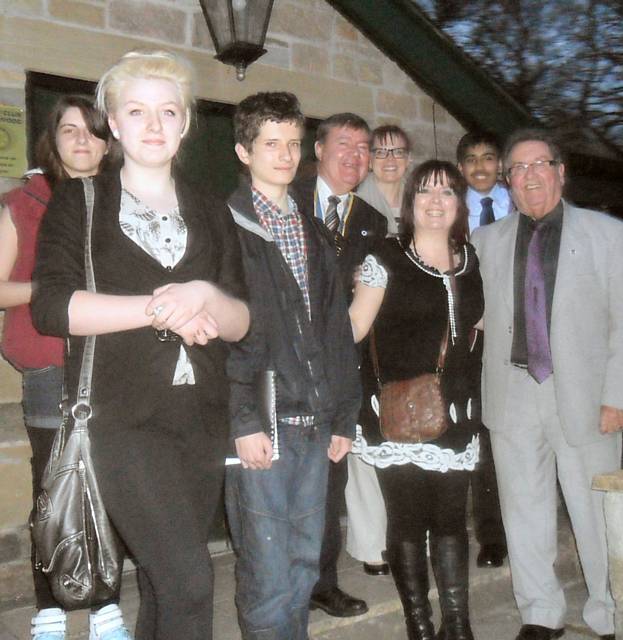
xmin=476 ymin=543 xmax=507 ymax=568
xmin=309 ymin=587 xmax=369 ymax=617
xmin=363 ymin=561 xmax=390 ymax=576
xmin=515 ymin=624 xmax=565 ymax=640
xmin=599 ymin=635 xmax=614 ymax=640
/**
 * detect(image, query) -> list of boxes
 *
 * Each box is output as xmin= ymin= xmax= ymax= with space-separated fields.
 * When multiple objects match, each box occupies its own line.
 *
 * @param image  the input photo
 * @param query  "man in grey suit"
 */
xmin=471 ymin=128 xmax=623 ymax=640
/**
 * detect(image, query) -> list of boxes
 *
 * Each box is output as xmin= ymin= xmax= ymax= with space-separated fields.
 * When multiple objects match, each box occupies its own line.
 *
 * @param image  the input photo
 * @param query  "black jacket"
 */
xmin=226 ymin=181 xmax=361 ymax=441
xmin=291 ymin=177 xmax=388 ymax=302
xmin=32 ymin=172 xmax=247 ymax=436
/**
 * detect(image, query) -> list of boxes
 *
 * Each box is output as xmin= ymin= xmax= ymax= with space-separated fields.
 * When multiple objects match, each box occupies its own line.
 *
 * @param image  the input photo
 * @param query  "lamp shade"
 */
xmin=199 ymin=0 xmax=274 ymax=80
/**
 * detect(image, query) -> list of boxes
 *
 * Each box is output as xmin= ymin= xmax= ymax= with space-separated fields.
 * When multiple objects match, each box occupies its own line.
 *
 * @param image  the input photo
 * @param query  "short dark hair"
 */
xmin=456 ymin=130 xmax=501 ymax=164
xmin=234 ymin=92 xmax=305 ymax=151
xmin=371 ymin=124 xmax=411 ymax=154
xmin=502 ymin=127 xmax=564 ymax=172
xmin=315 ymin=113 xmax=370 ymax=145
xmin=400 ymin=159 xmax=469 ymax=251
xmin=36 ymin=94 xmax=111 ymax=184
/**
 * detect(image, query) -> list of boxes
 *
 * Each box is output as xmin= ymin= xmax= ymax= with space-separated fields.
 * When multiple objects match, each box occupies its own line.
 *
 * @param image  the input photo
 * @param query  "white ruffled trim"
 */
xmin=360 ymin=254 xmax=388 ymax=288
xmin=351 ymin=424 xmax=479 ymax=472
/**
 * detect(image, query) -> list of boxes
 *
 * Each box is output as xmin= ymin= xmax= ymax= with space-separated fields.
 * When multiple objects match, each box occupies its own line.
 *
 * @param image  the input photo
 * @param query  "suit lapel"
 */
xmin=495 ymin=213 xmax=520 ymax=311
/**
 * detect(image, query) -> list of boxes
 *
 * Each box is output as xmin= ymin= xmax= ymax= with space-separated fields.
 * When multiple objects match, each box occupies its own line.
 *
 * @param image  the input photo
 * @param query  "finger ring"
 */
xmin=154 ymin=305 xmax=164 ymax=316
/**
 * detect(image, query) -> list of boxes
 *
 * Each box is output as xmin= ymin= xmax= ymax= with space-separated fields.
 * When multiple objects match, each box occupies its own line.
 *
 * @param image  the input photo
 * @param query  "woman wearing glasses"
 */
xmin=346 ymin=125 xmax=412 ymax=578
xmin=357 ymin=124 xmax=411 ymax=235
xmin=349 ymin=160 xmax=483 ymax=640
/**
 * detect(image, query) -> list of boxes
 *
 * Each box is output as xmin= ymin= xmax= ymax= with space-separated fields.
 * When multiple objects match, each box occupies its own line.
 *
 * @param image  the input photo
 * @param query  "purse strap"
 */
xmin=71 ymin=178 xmax=97 ymax=425
xmin=370 ymin=321 xmax=449 ymax=387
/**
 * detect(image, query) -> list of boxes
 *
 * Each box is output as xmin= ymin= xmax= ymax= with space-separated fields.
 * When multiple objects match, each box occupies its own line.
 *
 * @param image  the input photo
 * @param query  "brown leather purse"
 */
xmin=371 ymin=325 xmax=449 ymax=444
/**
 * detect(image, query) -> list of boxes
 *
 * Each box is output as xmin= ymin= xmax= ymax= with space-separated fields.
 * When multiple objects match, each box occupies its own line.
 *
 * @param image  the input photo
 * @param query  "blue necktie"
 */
xmin=480 ymin=197 xmax=495 ymax=226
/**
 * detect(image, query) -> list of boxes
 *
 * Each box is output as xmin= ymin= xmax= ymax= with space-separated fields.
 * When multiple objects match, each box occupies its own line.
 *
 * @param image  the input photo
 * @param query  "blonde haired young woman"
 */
xmin=32 ymin=51 xmax=249 ymax=640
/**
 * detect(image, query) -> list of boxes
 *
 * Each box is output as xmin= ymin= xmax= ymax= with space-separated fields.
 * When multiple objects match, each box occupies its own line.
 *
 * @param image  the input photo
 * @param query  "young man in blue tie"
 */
xmin=457 ymin=130 xmax=510 ymax=569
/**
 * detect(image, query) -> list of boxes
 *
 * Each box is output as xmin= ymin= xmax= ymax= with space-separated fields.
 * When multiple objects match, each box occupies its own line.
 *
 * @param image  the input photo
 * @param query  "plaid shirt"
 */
xmin=253 ymin=187 xmax=311 ymax=318
xmin=252 ymin=187 xmax=314 ymax=427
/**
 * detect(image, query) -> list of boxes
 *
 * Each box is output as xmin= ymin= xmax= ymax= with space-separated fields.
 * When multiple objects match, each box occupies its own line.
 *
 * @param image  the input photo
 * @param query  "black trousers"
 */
xmin=312 ymin=455 xmax=347 ymax=594
xmin=92 ymin=387 xmax=226 ymax=640
xmin=470 ymin=425 xmax=506 ymax=547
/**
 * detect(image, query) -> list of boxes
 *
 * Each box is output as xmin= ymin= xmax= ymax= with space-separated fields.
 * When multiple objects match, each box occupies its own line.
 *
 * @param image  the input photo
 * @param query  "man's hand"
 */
xmin=235 ymin=432 xmax=274 ymax=470
xmin=599 ymin=405 xmax=623 ymax=434
xmin=328 ymin=435 xmax=352 ymax=463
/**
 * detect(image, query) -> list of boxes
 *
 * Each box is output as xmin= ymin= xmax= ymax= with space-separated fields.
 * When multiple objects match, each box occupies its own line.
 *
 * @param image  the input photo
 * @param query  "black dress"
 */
xmin=355 ymin=237 xmax=484 ymax=471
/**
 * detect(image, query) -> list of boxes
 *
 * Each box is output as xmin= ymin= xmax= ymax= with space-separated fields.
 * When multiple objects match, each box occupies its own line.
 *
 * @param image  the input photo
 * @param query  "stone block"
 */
xmin=49 ymin=0 xmax=105 ymax=28
xmin=262 ymin=40 xmax=290 ymax=71
xmin=269 ymin=2 xmax=331 ymax=43
xmin=334 ymin=14 xmax=358 ymax=42
xmin=5 ymin=0 xmax=43 ymax=17
xmin=376 ymin=90 xmax=418 ymax=120
xmin=0 ymin=442 xmax=32 ymax=530
xmin=332 ymin=53 xmax=355 ymax=81
xmin=109 ymin=0 xmax=187 ymax=45
xmin=419 ymin=96 xmax=447 ymax=125
xmin=357 ymin=59 xmax=382 ymax=85
xmin=191 ymin=10 xmax=215 ymax=51
xmin=291 ymin=44 xmax=329 ymax=77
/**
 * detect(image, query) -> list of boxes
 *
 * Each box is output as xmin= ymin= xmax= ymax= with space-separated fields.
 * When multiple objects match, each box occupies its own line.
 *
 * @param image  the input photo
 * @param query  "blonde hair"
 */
xmin=95 ymin=50 xmax=194 ymax=135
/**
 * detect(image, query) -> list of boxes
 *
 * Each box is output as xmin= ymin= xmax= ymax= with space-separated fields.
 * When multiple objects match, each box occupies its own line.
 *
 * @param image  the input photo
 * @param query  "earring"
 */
xmin=112 ymin=130 xmax=120 ymax=140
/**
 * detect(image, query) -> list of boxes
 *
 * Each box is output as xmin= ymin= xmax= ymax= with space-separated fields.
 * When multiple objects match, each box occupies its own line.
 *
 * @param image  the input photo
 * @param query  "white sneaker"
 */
xmin=31 ymin=608 xmax=66 ymax=640
xmin=89 ymin=604 xmax=132 ymax=640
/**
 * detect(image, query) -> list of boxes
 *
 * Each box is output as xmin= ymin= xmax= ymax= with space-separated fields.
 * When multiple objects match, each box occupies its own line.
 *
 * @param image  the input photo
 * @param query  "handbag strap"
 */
xmin=71 ymin=178 xmax=97 ymax=425
xmin=370 ymin=321 xmax=449 ymax=387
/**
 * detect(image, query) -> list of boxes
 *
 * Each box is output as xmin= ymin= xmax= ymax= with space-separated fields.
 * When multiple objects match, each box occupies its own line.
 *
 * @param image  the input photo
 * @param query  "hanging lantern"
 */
xmin=199 ymin=0 xmax=275 ymax=81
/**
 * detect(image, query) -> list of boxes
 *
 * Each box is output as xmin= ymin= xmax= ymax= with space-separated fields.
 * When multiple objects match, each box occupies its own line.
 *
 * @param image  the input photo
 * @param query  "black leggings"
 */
xmin=92 ymin=387 xmax=226 ymax=640
xmin=376 ymin=464 xmax=470 ymax=558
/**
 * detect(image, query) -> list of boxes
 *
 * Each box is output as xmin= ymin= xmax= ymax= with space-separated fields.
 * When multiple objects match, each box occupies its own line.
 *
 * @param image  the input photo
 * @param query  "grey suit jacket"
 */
xmin=471 ymin=201 xmax=623 ymax=446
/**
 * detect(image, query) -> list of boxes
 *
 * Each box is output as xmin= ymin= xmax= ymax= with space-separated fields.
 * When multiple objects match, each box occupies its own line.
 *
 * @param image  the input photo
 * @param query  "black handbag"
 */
xmin=31 ymin=177 xmax=123 ymax=610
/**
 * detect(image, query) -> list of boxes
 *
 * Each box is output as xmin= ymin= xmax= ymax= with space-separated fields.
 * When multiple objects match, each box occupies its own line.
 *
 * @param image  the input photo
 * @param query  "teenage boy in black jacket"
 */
xmin=225 ymin=92 xmax=361 ymax=640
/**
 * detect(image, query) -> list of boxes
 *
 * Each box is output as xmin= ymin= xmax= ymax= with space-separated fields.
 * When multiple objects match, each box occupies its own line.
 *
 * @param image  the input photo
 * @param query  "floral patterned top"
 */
xmin=120 ymin=188 xmax=194 ymax=385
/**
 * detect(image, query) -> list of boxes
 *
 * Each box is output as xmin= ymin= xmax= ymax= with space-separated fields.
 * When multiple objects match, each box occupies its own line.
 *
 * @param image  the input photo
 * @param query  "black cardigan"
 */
xmin=226 ymin=181 xmax=361 ymax=441
xmin=31 ymin=172 xmax=247 ymax=436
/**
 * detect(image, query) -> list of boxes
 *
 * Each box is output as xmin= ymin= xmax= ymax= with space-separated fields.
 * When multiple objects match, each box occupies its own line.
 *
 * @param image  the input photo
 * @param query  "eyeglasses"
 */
xmin=371 ymin=147 xmax=408 ymax=160
xmin=506 ymin=159 xmax=559 ymax=178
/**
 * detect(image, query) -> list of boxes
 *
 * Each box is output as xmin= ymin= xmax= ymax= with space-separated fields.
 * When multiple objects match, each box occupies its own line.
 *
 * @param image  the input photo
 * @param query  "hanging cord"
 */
xmin=432 ymin=101 xmax=439 ymax=159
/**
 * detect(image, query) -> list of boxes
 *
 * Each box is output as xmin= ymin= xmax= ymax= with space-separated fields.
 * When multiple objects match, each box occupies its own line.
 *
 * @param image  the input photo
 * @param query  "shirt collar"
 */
xmin=466 ymin=182 xmax=509 ymax=213
xmin=316 ymin=176 xmax=350 ymax=216
xmin=519 ymin=200 xmax=564 ymax=229
xmin=252 ymin=186 xmax=298 ymax=218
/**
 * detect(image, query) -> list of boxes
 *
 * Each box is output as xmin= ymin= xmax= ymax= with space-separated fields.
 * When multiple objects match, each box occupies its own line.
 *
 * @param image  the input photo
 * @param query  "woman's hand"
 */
xmin=147 ymin=281 xmax=214 ymax=332
xmin=173 ymin=312 xmax=219 ymax=346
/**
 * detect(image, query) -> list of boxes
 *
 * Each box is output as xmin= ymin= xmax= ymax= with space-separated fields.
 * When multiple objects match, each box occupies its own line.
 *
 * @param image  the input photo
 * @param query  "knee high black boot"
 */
xmin=387 ymin=541 xmax=435 ymax=640
xmin=430 ymin=535 xmax=474 ymax=640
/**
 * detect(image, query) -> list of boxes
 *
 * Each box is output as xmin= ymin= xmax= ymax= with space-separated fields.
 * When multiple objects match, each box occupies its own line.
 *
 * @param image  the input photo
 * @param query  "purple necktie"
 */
xmin=525 ymin=223 xmax=553 ymax=383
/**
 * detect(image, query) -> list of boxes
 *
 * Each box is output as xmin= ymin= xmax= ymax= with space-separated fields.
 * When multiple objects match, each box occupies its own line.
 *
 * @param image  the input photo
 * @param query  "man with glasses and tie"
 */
xmin=471 ymin=128 xmax=623 ymax=640
xmin=293 ymin=113 xmax=387 ymax=618
xmin=456 ymin=131 xmax=510 ymax=571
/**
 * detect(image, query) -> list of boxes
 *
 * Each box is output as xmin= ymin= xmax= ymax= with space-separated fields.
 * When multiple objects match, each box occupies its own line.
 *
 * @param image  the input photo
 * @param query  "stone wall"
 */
xmin=0 ymin=0 xmax=465 ymax=399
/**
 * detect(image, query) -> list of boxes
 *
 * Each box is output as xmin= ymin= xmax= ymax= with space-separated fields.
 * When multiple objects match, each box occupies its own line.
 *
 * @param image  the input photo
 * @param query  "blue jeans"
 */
xmin=225 ymin=423 xmax=331 ymax=640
